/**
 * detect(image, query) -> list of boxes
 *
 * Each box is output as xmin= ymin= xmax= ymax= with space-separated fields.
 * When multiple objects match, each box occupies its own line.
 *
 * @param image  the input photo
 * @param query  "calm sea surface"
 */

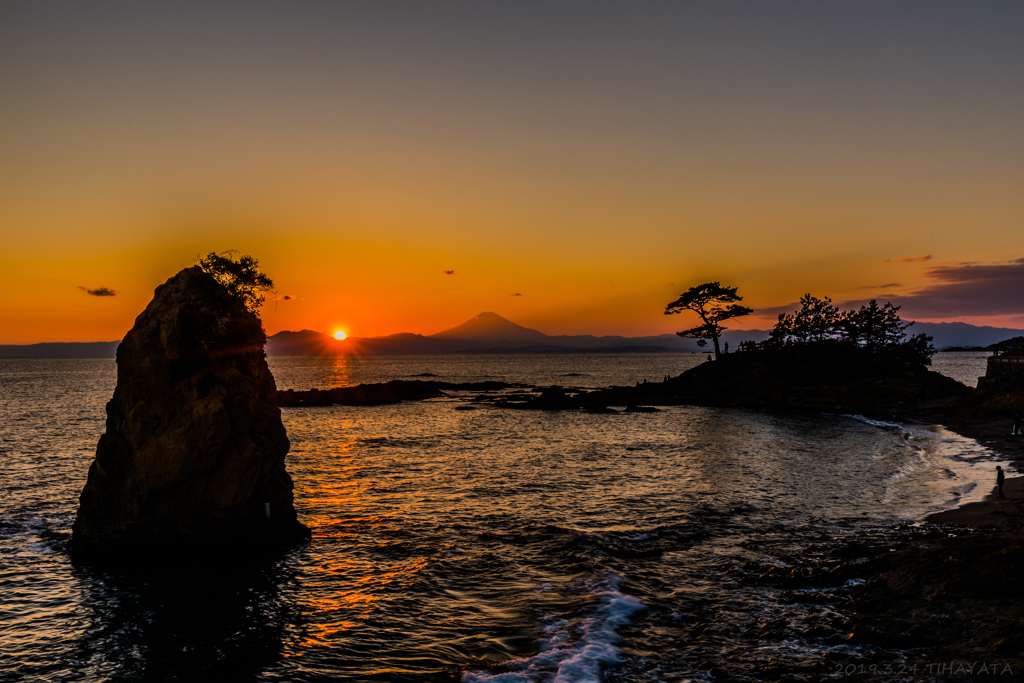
xmin=0 ymin=352 xmax=1000 ymax=682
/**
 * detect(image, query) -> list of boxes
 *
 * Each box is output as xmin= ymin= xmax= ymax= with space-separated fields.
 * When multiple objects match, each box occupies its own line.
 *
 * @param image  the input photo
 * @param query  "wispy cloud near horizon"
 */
xmin=842 ymin=258 xmax=1024 ymax=319
xmin=77 ymin=286 xmax=116 ymax=297
xmin=749 ymin=258 xmax=1024 ymax=324
xmin=753 ymin=302 xmax=800 ymax=317
xmin=886 ymin=255 xmax=932 ymax=263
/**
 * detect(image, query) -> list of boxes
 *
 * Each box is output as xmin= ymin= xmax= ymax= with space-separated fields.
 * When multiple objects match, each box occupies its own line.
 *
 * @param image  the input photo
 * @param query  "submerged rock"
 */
xmin=71 ymin=267 xmax=309 ymax=555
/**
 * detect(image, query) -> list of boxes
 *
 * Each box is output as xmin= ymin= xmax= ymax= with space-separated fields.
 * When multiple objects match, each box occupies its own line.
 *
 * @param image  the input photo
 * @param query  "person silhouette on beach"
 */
xmin=996 ymin=466 xmax=1005 ymax=499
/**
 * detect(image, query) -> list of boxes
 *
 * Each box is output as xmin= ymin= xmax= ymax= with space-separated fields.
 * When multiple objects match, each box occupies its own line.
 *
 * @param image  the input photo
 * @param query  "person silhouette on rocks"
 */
xmin=1013 ymin=413 xmax=1022 ymax=436
xmin=996 ymin=466 xmax=1006 ymax=499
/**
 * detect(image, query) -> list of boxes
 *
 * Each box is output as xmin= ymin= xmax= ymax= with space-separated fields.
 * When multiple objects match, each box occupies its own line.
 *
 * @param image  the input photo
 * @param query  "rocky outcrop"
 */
xmin=278 ymin=381 xmax=446 ymax=407
xmin=71 ymin=267 xmax=309 ymax=555
xmin=276 ymin=380 xmax=522 ymax=407
xmin=494 ymin=385 xmax=581 ymax=410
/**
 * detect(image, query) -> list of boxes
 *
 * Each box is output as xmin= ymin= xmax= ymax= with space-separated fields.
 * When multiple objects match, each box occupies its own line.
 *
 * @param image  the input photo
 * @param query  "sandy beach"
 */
xmin=925 ymin=416 xmax=1024 ymax=530
xmin=927 ymin=474 xmax=1024 ymax=529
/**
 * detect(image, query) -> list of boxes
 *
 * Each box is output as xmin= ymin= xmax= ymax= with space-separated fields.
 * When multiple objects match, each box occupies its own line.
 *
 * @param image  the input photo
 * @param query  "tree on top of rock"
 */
xmin=197 ymin=251 xmax=274 ymax=314
xmin=665 ymin=282 xmax=753 ymax=359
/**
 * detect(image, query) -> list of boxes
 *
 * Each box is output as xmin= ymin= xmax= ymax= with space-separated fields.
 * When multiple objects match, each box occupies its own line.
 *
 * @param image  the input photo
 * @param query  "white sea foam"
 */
xmin=841 ymin=414 xmax=907 ymax=431
xmin=796 ymin=577 xmax=865 ymax=594
xmin=462 ymin=573 xmax=644 ymax=683
xmin=848 ymin=417 xmax=1009 ymax=514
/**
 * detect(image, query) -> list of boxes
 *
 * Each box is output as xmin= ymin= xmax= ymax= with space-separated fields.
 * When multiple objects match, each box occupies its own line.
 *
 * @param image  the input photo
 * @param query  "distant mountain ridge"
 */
xmin=261 ymin=314 xmax=1024 ymax=356
xmin=4 ymin=315 xmax=1022 ymax=357
xmin=907 ymin=322 xmax=1024 ymax=350
xmin=0 ymin=341 xmax=121 ymax=358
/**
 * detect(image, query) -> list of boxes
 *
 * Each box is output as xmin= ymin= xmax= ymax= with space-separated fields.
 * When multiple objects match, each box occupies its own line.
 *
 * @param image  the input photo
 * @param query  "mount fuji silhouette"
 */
xmin=428 ymin=312 xmax=549 ymax=342
xmin=264 ymin=312 xmax=735 ymax=355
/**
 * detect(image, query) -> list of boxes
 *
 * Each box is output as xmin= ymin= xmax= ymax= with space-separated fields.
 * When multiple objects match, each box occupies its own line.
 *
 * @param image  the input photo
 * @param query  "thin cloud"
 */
xmin=755 ymin=302 xmax=800 ymax=317
xmin=276 ymin=294 xmax=294 ymax=301
xmin=885 ymin=254 xmax=932 ymax=263
xmin=857 ymin=283 xmax=900 ymax=289
xmin=442 ymin=270 xmax=456 ymax=276
xmin=77 ymin=286 xmax=116 ymax=297
xmin=510 ymin=292 xmax=522 ymax=297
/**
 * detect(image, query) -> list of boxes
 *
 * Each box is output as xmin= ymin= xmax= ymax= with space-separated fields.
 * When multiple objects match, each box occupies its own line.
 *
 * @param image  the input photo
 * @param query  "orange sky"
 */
xmin=2 ymin=3 xmax=1022 ymax=344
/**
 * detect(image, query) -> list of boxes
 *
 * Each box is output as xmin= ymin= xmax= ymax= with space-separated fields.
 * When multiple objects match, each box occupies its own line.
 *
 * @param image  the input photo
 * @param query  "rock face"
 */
xmin=72 ymin=267 xmax=309 ymax=554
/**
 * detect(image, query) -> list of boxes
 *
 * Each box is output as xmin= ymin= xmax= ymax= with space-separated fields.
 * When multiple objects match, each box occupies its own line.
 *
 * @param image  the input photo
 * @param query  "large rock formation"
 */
xmin=72 ymin=266 xmax=309 ymax=554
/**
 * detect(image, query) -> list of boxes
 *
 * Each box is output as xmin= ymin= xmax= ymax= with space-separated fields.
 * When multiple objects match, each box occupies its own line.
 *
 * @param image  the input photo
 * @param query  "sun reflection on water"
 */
xmin=285 ymin=409 xmax=441 ymax=655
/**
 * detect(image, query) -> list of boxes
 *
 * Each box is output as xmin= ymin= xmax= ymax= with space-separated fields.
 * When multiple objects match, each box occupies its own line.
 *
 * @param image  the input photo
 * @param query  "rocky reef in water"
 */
xmin=277 ymin=380 xmax=523 ymax=407
xmin=71 ymin=267 xmax=310 ymax=556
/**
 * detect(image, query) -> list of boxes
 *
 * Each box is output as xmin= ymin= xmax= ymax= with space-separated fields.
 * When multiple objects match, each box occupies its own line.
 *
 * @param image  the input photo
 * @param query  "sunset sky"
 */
xmin=2 ymin=2 xmax=1022 ymax=344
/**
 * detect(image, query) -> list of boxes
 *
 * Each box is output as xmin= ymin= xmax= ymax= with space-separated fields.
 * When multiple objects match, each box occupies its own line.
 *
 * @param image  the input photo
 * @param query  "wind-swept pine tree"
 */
xmin=665 ymin=282 xmax=753 ymax=359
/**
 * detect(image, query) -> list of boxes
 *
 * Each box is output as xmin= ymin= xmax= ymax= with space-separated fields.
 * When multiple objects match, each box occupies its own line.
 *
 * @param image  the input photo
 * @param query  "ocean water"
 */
xmin=928 ymin=351 xmax=989 ymax=388
xmin=266 ymin=353 xmax=709 ymax=391
xmin=0 ymin=355 xmax=1004 ymax=682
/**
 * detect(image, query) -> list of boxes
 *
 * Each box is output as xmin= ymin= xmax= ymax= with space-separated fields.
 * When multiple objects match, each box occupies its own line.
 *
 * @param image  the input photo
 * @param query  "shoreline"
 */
xmin=925 ymin=475 xmax=1024 ymax=530
xmin=924 ymin=416 xmax=1024 ymax=531
xmin=840 ymin=418 xmax=1024 ymax=666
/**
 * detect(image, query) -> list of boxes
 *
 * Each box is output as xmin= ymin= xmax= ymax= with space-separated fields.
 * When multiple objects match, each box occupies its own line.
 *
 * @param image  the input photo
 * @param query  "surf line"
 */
xmin=463 ymin=572 xmax=644 ymax=683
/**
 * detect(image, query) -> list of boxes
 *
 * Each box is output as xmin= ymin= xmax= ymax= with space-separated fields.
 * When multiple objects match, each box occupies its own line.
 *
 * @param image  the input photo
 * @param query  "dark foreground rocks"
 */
xmin=71 ymin=267 xmax=310 ymax=556
xmin=840 ymin=531 xmax=1024 ymax=676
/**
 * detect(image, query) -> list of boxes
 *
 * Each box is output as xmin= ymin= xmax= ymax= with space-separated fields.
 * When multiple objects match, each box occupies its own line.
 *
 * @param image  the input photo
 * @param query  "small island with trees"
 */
xmin=558 ymin=282 xmax=969 ymax=414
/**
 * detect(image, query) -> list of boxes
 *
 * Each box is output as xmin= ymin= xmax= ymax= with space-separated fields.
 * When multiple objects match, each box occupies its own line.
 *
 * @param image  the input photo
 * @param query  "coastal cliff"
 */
xmin=71 ymin=266 xmax=309 ymax=555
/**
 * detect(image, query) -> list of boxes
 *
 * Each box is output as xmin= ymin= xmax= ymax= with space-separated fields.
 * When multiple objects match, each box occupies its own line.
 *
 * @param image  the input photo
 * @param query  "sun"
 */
xmin=334 ymin=331 xmax=346 ymax=340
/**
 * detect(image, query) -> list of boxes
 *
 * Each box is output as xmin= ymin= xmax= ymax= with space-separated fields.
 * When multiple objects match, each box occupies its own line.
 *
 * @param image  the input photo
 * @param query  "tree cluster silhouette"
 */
xmin=766 ymin=295 xmax=934 ymax=367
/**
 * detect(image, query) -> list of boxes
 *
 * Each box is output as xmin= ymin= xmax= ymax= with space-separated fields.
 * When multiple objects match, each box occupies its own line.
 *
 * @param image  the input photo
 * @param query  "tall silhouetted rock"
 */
xmin=71 ymin=266 xmax=309 ymax=555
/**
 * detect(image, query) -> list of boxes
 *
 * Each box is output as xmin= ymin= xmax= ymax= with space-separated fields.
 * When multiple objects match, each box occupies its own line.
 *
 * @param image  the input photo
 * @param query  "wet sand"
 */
xmin=926 ymin=474 xmax=1024 ymax=530
xmin=926 ymin=417 xmax=1024 ymax=530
